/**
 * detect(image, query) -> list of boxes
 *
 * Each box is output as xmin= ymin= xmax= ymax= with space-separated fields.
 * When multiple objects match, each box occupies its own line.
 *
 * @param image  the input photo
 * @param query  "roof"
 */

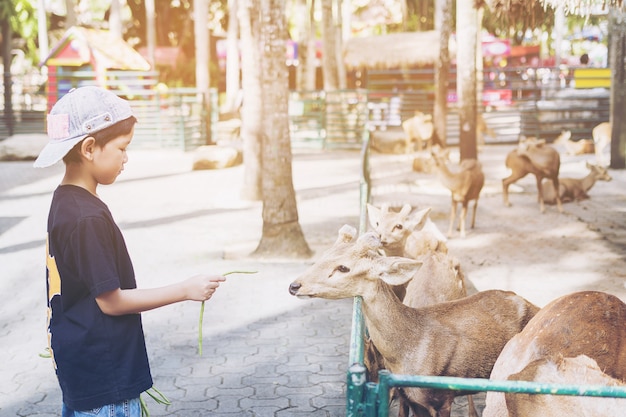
xmin=41 ymin=26 xmax=151 ymax=71
xmin=343 ymin=31 xmax=456 ymax=70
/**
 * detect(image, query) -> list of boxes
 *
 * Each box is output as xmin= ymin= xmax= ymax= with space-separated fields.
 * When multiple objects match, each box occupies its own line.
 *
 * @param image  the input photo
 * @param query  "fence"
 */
xmin=1 ymin=71 xmax=211 ymax=150
xmin=1 ymin=66 xmax=612 ymax=149
xmin=345 ymin=133 xmax=626 ymax=417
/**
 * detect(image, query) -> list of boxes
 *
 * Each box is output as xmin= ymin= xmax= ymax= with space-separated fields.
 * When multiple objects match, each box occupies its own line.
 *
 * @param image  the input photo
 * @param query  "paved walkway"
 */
xmin=1 ymin=139 xmax=625 ymax=416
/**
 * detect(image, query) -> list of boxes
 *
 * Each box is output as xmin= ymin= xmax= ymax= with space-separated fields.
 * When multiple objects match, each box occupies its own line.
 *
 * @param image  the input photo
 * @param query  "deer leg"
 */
xmin=502 ymin=172 xmax=528 ymax=207
xmin=467 ymin=395 xmax=479 ymax=417
xmin=448 ymin=198 xmax=457 ymax=238
xmin=552 ymin=177 xmax=564 ymax=213
xmin=535 ymin=175 xmax=546 ymax=213
xmin=459 ymin=203 xmax=468 ymax=238
xmin=470 ymin=199 xmax=479 ymax=229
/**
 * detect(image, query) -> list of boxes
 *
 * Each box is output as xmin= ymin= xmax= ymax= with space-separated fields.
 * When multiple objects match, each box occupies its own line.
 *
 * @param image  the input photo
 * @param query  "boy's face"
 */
xmin=91 ymin=128 xmax=134 ymax=185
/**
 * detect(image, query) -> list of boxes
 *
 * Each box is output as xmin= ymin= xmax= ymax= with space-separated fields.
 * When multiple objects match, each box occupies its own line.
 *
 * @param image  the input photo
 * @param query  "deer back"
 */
xmin=483 ymin=291 xmax=626 ymax=417
xmin=505 ymin=355 xmax=626 ymax=417
xmin=402 ymin=251 xmax=466 ymax=308
xmin=517 ymin=138 xmax=561 ymax=177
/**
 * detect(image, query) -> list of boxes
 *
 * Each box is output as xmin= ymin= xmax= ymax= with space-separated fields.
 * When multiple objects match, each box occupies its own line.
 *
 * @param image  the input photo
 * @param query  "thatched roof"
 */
xmin=343 ymin=31 xmax=456 ymax=70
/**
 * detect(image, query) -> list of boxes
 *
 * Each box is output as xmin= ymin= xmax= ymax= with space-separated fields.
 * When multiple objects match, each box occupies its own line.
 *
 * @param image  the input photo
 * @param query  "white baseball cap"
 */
xmin=34 ymin=86 xmax=134 ymax=168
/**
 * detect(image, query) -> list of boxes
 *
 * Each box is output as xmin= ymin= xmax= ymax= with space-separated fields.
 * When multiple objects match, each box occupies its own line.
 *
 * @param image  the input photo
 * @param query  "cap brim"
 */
xmin=33 ymin=136 xmax=85 ymax=168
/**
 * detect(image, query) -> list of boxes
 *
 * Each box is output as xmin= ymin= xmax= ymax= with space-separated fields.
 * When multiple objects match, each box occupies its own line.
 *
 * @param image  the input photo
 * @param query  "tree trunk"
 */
xmin=194 ymin=0 xmax=210 ymax=98
xmin=2 ymin=18 xmax=13 ymax=136
xmin=253 ymin=0 xmax=312 ymax=258
xmin=238 ymin=0 xmax=263 ymax=200
xmin=456 ymin=0 xmax=478 ymax=160
xmin=108 ymin=0 xmax=122 ymax=38
xmin=609 ymin=8 xmax=626 ymax=169
xmin=225 ymin=0 xmax=241 ymax=113
xmin=320 ymin=0 xmax=339 ymax=90
xmin=433 ymin=0 xmax=452 ymax=148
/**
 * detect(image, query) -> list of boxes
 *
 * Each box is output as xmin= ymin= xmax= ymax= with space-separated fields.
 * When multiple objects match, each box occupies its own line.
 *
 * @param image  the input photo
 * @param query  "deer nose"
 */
xmin=289 ymin=282 xmax=301 ymax=296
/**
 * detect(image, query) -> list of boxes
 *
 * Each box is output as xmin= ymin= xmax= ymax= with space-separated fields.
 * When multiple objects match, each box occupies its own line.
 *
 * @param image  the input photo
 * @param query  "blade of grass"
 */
xmin=198 ymin=270 xmax=258 ymax=355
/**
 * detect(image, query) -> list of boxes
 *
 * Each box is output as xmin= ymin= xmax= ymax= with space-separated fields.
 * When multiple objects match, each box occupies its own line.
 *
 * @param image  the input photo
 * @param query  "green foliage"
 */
xmin=3 ymin=0 xmax=39 ymax=65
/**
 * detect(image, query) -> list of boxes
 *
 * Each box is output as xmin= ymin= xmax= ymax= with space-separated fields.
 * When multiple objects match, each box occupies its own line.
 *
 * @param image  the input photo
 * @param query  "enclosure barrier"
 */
xmin=346 ymin=134 xmax=626 ymax=417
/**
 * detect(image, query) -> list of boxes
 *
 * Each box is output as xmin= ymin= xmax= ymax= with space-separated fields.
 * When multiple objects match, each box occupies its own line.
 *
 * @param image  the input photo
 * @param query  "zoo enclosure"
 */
xmin=346 ymin=133 xmax=626 ymax=417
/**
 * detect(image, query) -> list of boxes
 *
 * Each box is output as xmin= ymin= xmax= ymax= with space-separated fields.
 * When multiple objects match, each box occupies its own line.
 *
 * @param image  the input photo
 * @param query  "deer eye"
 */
xmin=394 ymin=224 xmax=403 ymax=230
xmin=336 ymin=265 xmax=350 ymax=273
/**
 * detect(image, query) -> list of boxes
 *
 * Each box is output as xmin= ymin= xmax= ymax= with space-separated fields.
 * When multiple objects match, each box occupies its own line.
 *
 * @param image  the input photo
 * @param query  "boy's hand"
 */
xmin=184 ymin=275 xmax=226 ymax=301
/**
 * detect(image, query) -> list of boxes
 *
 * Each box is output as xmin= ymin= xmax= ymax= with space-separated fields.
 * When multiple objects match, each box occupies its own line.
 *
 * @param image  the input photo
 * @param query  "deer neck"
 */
xmin=433 ymin=161 xmax=462 ymax=190
xmin=361 ymin=280 xmax=422 ymax=364
xmin=580 ymin=171 xmax=598 ymax=192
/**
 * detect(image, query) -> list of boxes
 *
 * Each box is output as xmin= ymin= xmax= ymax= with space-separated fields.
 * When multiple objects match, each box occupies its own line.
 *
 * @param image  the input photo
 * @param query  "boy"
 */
xmin=34 ymin=86 xmax=226 ymax=416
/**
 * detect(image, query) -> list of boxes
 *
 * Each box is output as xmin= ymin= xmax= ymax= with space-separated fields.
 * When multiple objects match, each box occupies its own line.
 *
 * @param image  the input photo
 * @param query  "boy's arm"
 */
xmin=95 ymin=274 xmax=226 ymax=316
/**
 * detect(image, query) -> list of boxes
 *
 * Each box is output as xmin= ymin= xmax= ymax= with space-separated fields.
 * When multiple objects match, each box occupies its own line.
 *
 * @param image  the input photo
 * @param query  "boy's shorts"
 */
xmin=62 ymin=398 xmax=140 ymax=417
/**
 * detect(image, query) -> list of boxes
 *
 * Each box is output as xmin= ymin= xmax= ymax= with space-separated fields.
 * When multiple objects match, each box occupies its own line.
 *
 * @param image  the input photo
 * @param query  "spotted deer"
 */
xmin=505 ymin=355 xmax=626 ymax=417
xmin=289 ymin=225 xmax=539 ymax=417
xmin=483 ymin=291 xmax=626 ymax=417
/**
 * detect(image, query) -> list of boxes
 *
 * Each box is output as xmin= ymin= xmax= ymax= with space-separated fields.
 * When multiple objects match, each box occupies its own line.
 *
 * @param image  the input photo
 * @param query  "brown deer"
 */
xmin=402 ymin=111 xmax=434 ymax=153
xmin=483 ymin=291 xmax=626 ymax=417
xmin=367 ymin=203 xmax=448 ymax=259
xmin=431 ymin=147 xmax=485 ymax=238
xmin=592 ymin=121 xmax=611 ymax=167
xmin=502 ymin=136 xmax=563 ymax=213
xmin=505 ymin=355 xmax=626 ymax=417
xmin=540 ymin=162 xmax=612 ymax=205
xmin=289 ymin=225 xmax=539 ymax=417
xmin=553 ymin=130 xmax=595 ymax=155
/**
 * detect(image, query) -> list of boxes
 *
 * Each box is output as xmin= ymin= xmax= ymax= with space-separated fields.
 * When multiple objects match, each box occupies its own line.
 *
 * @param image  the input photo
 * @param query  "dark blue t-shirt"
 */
xmin=46 ymin=185 xmax=152 ymax=410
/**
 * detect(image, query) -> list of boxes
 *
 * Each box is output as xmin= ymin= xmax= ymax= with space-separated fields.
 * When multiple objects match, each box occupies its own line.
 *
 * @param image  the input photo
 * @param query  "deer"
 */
xmin=592 ymin=121 xmax=611 ymax=167
xmin=430 ymin=147 xmax=485 ymax=238
xmin=402 ymin=111 xmax=434 ymax=153
xmin=365 ymin=251 xmax=473 ymax=417
xmin=366 ymin=203 xmax=477 ymax=415
xmin=553 ymin=130 xmax=595 ymax=155
xmin=367 ymin=203 xmax=448 ymax=259
xmin=482 ymin=291 xmax=626 ymax=417
xmin=540 ymin=161 xmax=612 ymax=205
xmin=502 ymin=136 xmax=563 ymax=213
xmin=289 ymin=225 xmax=539 ymax=417
xmin=504 ymin=355 xmax=626 ymax=417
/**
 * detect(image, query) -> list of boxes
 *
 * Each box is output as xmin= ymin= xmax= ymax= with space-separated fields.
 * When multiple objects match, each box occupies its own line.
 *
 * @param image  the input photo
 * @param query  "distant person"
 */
xmin=580 ymin=53 xmax=590 ymax=66
xmin=34 ymin=86 xmax=226 ymax=417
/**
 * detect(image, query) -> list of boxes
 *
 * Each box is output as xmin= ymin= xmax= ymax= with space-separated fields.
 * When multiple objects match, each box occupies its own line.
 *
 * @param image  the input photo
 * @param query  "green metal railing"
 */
xmin=346 ymin=133 xmax=626 ymax=417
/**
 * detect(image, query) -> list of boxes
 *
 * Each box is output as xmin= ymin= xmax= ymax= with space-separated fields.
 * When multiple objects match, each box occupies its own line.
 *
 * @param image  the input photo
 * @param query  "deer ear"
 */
xmin=375 ymin=257 xmax=422 ymax=286
xmin=399 ymin=204 xmax=412 ymax=217
xmin=367 ymin=204 xmax=381 ymax=228
xmin=337 ymin=225 xmax=357 ymax=243
xmin=409 ymin=207 xmax=432 ymax=230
